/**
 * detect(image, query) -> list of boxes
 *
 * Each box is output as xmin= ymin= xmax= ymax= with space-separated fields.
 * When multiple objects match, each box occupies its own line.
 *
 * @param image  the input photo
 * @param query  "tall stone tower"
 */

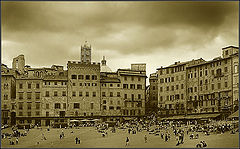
xmin=12 ymin=54 xmax=25 ymax=74
xmin=81 ymin=41 xmax=91 ymax=63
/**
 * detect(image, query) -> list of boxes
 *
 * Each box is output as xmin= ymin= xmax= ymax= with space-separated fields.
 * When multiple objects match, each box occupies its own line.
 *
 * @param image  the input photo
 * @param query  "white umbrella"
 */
xmin=70 ymin=120 xmax=80 ymax=122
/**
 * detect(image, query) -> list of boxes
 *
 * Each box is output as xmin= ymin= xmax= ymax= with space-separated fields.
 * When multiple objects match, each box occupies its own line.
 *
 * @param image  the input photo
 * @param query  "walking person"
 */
xmin=126 ymin=137 xmax=130 ymax=146
xmin=144 ymin=135 xmax=147 ymax=143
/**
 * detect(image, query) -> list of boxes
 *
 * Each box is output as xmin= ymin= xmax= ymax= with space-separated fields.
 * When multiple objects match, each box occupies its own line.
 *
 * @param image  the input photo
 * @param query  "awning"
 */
xmin=161 ymin=113 xmax=221 ymax=120
xmin=185 ymin=113 xmax=221 ymax=119
xmin=228 ymin=110 xmax=239 ymax=119
xmin=124 ymin=117 xmax=134 ymax=120
xmin=91 ymin=119 xmax=100 ymax=121
xmin=70 ymin=120 xmax=80 ymax=122
xmin=162 ymin=115 xmax=185 ymax=120
xmin=80 ymin=119 xmax=90 ymax=122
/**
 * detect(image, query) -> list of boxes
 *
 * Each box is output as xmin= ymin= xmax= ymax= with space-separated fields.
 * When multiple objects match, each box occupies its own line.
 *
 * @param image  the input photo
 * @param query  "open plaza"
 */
xmin=1 ymin=118 xmax=239 ymax=148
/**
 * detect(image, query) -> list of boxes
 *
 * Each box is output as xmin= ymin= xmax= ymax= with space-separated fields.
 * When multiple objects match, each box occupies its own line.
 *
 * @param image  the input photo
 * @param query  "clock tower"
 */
xmin=81 ymin=41 xmax=91 ymax=63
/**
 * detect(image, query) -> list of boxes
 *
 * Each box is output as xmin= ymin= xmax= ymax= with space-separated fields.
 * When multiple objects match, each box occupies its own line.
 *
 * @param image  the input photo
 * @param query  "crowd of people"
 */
xmin=1 ymin=115 xmax=238 ymax=148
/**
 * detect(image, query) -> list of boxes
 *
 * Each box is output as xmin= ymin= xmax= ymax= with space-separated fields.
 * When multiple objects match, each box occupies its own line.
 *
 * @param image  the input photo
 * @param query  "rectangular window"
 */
xmin=54 ymin=91 xmax=58 ymax=97
xmin=123 ymin=84 xmax=128 ymax=89
xmin=46 ymin=103 xmax=49 ymax=109
xmin=160 ymin=87 xmax=163 ymax=92
xmin=110 ymin=92 xmax=113 ymax=97
xmin=35 ymin=92 xmax=40 ymax=99
xmin=73 ymin=83 xmax=76 ymax=86
xmin=131 ymin=94 xmax=134 ymax=100
xmin=224 ymin=67 xmax=228 ymax=72
xmin=55 ymin=103 xmax=61 ymax=109
xmin=36 ymin=83 xmax=40 ymax=89
xmin=86 ymin=75 xmax=90 ymax=80
xmin=171 ymin=86 xmax=174 ymax=91
xmin=137 ymin=84 xmax=142 ymax=89
xmin=103 ymin=100 xmax=106 ymax=104
xmin=218 ymin=83 xmax=221 ymax=89
xmin=109 ymin=106 xmax=114 ymax=110
xmin=19 ymin=92 xmax=23 ymax=99
xmin=78 ymin=75 xmax=84 ymax=79
xmin=212 ymin=84 xmax=214 ymax=90
xmin=27 ymin=112 xmax=31 ymax=117
xmin=46 ymin=112 xmax=49 ymax=117
xmin=117 ymin=92 xmax=120 ymax=97
xmin=27 ymin=103 xmax=31 ymax=110
xmin=74 ymin=103 xmax=80 ymax=109
xmin=12 ymin=104 xmax=15 ymax=110
xmin=54 ymin=82 xmax=57 ymax=85
xmin=131 ymin=76 xmax=134 ymax=81
xmin=138 ymin=94 xmax=141 ymax=99
xmin=62 ymin=91 xmax=66 ymax=96
xmin=19 ymin=103 xmax=23 ymax=110
xmin=79 ymin=92 xmax=82 ymax=97
xmin=63 ymin=103 xmax=66 ymax=109
xmin=19 ymin=83 xmax=23 ymax=89
xmin=211 ymin=70 xmax=214 ymax=75
xmin=72 ymin=91 xmax=76 ymax=97
xmin=71 ymin=75 xmax=77 ymax=79
xmin=166 ymin=86 xmax=169 ymax=91
xmin=138 ymin=77 xmax=141 ymax=81
xmin=86 ymin=92 xmax=89 ymax=97
xmin=27 ymin=92 xmax=32 ymax=99
xmin=124 ymin=94 xmax=127 ymax=99
xmin=225 ymin=82 xmax=228 ymax=88
xmin=93 ymin=92 xmax=96 ymax=97
xmin=176 ymin=85 xmax=179 ymax=90
xmin=28 ymin=83 xmax=31 ymax=89
xmin=92 ymin=75 xmax=97 ymax=80
xmin=90 ymin=103 xmax=94 ymax=109
xmin=46 ymin=91 xmax=49 ymax=97
xmin=102 ymin=92 xmax=106 ymax=97
xmin=36 ymin=111 xmax=40 ymax=116
xmin=36 ymin=103 xmax=40 ymax=109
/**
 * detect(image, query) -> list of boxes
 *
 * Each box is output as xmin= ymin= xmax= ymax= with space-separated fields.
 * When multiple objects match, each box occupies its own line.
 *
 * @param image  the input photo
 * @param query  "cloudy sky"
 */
xmin=2 ymin=1 xmax=239 ymax=84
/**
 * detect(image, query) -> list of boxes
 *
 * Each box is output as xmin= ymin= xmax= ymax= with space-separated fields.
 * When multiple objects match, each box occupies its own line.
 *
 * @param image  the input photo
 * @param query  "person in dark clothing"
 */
xmin=126 ymin=137 xmax=130 ymax=146
xmin=165 ymin=134 xmax=168 ymax=142
xmin=75 ymin=137 xmax=78 ymax=144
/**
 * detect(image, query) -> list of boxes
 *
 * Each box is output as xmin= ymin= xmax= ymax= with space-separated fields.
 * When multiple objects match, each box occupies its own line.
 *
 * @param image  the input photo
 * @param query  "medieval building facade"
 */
xmin=1 ymin=42 xmax=147 ymax=126
xmin=155 ymin=46 xmax=239 ymax=117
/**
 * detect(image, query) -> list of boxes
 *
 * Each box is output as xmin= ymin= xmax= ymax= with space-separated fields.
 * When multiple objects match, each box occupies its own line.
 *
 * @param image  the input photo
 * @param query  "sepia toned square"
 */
xmin=1 ymin=1 xmax=239 ymax=148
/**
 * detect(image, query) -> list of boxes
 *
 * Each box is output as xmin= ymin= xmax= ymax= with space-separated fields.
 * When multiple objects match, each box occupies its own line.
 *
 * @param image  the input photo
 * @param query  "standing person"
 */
xmin=165 ymin=133 xmax=168 ymax=142
xmin=78 ymin=137 xmax=81 ymax=144
xmin=144 ymin=135 xmax=147 ymax=143
xmin=126 ymin=137 xmax=130 ymax=146
xmin=75 ymin=137 xmax=78 ymax=144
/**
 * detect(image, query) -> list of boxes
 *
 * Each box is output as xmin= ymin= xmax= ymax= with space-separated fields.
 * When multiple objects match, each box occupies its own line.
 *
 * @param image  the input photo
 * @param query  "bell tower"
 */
xmin=81 ymin=41 xmax=91 ymax=63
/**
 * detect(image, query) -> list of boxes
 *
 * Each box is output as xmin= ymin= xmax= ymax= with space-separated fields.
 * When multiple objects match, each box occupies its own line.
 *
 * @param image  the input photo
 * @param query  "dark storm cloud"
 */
xmin=2 ymin=1 xmax=238 ymax=68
